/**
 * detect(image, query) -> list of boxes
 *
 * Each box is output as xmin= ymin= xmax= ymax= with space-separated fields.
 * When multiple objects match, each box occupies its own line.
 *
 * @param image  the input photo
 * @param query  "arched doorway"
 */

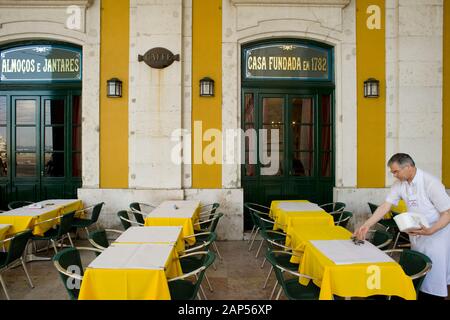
xmin=0 ymin=41 xmax=82 ymax=208
xmin=241 ymin=39 xmax=335 ymax=229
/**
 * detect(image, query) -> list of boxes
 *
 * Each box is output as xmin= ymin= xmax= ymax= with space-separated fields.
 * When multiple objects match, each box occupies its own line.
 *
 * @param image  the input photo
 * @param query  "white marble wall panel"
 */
xmin=129 ymin=0 xmax=183 ymax=189
xmin=386 ymin=0 xmax=443 ymax=185
xmin=78 ymin=188 xmax=184 ymax=232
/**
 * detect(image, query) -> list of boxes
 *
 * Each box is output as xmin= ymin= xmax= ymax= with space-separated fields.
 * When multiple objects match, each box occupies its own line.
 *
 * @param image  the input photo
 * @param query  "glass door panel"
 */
xmin=261 ymin=97 xmax=284 ymax=176
xmin=42 ymin=97 xmax=65 ymax=177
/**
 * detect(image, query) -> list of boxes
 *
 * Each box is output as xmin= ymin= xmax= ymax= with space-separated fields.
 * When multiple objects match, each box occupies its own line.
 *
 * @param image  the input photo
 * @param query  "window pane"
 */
xmin=45 ymin=99 xmax=65 ymax=125
xmin=72 ymin=95 xmax=82 ymax=125
xmin=45 ymin=127 xmax=65 ymax=151
xmin=321 ymin=125 xmax=331 ymax=151
xmin=262 ymin=125 xmax=283 ymax=150
xmin=262 ymin=98 xmax=283 ymax=124
xmin=244 ymin=152 xmax=256 ymax=177
xmin=16 ymin=127 xmax=36 ymax=151
xmin=16 ymin=152 xmax=36 ymax=176
xmin=292 ymin=98 xmax=313 ymax=124
xmin=292 ymin=152 xmax=313 ymax=176
xmin=0 ymin=96 xmax=6 ymax=125
xmin=44 ymin=152 xmax=64 ymax=177
xmin=72 ymin=152 xmax=81 ymax=177
xmin=293 ymin=125 xmax=313 ymax=151
xmin=72 ymin=126 xmax=81 ymax=151
xmin=0 ymin=127 xmax=7 ymax=177
xmin=244 ymin=93 xmax=254 ymax=123
xmin=321 ymin=152 xmax=331 ymax=177
xmin=321 ymin=95 xmax=331 ymax=124
xmin=261 ymin=152 xmax=283 ymax=176
xmin=16 ymin=100 xmax=36 ymax=125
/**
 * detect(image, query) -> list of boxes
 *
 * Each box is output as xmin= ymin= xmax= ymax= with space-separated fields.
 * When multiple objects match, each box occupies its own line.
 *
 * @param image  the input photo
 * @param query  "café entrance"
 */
xmin=241 ymin=39 xmax=335 ymax=229
xmin=0 ymin=42 xmax=82 ymax=208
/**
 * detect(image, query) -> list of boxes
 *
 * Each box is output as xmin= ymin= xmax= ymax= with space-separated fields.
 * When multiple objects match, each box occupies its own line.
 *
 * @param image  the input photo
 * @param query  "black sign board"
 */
xmin=0 ymin=45 xmax=82 ymax=82
xmin=243 ymin=43 xmax=332 ymax=81
xmin=138 ymin=47 xmax=180 ymax=69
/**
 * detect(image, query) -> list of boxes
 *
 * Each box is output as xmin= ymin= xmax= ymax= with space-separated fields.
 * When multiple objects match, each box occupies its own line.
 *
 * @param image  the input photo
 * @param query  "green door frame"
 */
xmin=241 ymin=87 xmax=335 ymax=229
xmin=0 ymin=89 xmax=82 ymax=208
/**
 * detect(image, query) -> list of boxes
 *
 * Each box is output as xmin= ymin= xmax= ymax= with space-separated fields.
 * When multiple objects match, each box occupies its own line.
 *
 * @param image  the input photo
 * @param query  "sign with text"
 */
xmin=0 ymin=45 xmax=82 ymax=82
xmin=243 ymin=43 xmax=332 ymax=81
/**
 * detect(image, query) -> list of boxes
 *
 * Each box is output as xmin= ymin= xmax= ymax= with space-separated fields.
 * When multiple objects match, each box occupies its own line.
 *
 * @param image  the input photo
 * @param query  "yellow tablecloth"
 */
xmin=0 ymin=199 xmax=83 ymax=236
xmin=78 ymin=246 xmax=182 ymax=300
xmin=287 ymin=225 xmax=352 ymax=263
xmin=0 ymin=224 xmax=11 ymax=241
xmin=144 ymin=208 xmax=200 ymax=246
xmin=270 ymin=200 xmax=334 ymax=233
xmin=298 ymin=241 xmax=417 ymax=300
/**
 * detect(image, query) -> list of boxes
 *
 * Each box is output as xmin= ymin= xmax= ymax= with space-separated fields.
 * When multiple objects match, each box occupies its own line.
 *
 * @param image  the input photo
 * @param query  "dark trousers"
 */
xmin=418 ymin=291 xmax=446 ymax=300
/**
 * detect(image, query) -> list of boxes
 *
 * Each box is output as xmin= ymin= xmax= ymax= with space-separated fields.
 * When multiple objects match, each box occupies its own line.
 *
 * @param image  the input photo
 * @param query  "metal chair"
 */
xmin=197 ymin=203 xmax=220 ymax=220
xmin=366 ymin=229 xmax=393 ymax=249
xmin=193 ymin=212 xmax=224 ymax=260
xmin=72 ymin=202 xmax=105 ymax=238
xmin=265 ymin=250 xmax=320 ymax=300
xmin=52 ymin=246 xmax=102 ymax=300
xmin=88 ymin=229 xmax=123 ymax=252
xmin=319 ymin=202 xmax=346 ymax=214
xmin=129 ymin=202 xmax=156 ymax=224
xmin=117 ymin=210 xmax=143 ymax=230
xmin=333 ymin=211 xmax=353 ymax=229
xmin=244 ymin=202 xmax=276 ymax=252
xmin=31 ymin=211 xmax=76 ymax=254
xmin=384 ymin=249 xmax=432 ymax=298
xmin=7 ymin=200 xmax=34 ymax=210
xmin=0 ymin=229 xmax=34 ymax=300
xmin=167 ymin=251 xmax=216 ymax=300
xmin=368 ymin=202 xmax=409 ymax=249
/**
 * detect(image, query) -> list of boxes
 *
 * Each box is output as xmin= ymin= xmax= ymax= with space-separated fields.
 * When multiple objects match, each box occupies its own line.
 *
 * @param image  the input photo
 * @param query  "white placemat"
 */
xmin=0 ymin=199 xmax=80 ymax=217
xmin=277 ymin=202 xmax=323 ymax=212
xmin=310 ymin=239 xmax=395 ymax=265
xmin=114 ymin=226 xmax=182 ymax=243
xmin=149 ymin=200 xmax=200 ymax=218
xmin=88 ymin=243 xmax=174 ymax=270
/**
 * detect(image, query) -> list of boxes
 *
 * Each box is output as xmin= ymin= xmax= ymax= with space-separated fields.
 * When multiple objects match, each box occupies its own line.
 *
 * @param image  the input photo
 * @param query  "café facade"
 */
xmin=0 ymin=0 xmax=448 ymax=240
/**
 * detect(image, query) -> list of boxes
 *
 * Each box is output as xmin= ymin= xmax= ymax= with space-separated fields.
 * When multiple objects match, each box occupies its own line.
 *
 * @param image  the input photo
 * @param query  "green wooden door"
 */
xmin=242 ymin=88 xmax=334 ymax=229
xmin=0 ymin=91 xmax=81 ymax=208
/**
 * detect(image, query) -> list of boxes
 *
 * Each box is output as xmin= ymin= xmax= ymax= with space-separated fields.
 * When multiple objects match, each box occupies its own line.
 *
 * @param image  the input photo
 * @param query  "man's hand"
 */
xmin=353 ymin=224 xmax=370 ymax=240
xmin=407 ymin=223 xmax=434 ymax=236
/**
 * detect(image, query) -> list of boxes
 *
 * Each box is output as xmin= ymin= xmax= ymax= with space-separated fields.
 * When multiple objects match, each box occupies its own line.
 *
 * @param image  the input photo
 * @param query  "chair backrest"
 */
xmin=368 ymin=202 xmax=379 ymax=214
xmin=398 ymin=249 xmax=432 ymax=292
xmin=52 ymin=247 xmax=84 ymax=300
xmin=129 ymin=202 xmax=141 ymax=212
xmin=169 ymin=251 xmax=216 ymax=300
xmin=367 ymin=230 xmax=393 ymax=249
xmin=199 ymin=203 xmax=220 ymax=219
xmin=89 ymin=229 xmax=109 ymax=251
xmin=89 ymin=202 xmax=105 ymax=223
xmin=334 ymin=211 xmax=352 ymax=228
xmin=320 ymin=202 xmax=346 ymax=214
xmin=117 ymin=210 xmax=132 ymax=230
xmin=4 ymin=229 xmax=32 ymax=265
xmin=200 ymin=212 xmax=223 ymax=232
xmin=57 ymin=211 xmax=76 ymax=237
xmin=260 ymin=229 xmax=288 ymax=251
xmin=183 ymin=232 xmax=217 ymax=253
xmin=7 ymin=200 xmax=33 ymax=210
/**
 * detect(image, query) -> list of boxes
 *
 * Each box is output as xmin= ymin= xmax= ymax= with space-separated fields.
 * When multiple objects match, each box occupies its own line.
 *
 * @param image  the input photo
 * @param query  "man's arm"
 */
xmin=408 ymin=210 xmax=450 ymax=236
xmin=354 ymin=201 xmax=392 ymax=240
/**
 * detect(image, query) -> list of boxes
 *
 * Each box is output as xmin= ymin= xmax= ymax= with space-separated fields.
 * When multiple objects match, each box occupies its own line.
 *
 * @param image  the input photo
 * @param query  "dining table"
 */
xmin=78 ymin=243 xmax=182 ymax=300
xmin=144 ymin=200 xmax=201 ymax=245
xmin=298 ymin=239 xmax=417 ymax=300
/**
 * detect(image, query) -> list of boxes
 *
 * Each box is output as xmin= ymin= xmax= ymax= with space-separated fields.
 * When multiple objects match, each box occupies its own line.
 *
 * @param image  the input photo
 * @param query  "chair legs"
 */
xmin=20 ymin=258 xmax=34 ymax=288
xmin=255 ymin=239 xmax=264 ymax=258
xmin=263 ymin=265 xmax=273 ymax=289
xmin=248 ymin=227 xmax=260 ymax=251
xmin=392 ymin=232 xmax=401 ymax=249
xmin=247 ymin=226 xmax=256 ymax=244
xmin=0 ymin=273 xmax=10 ymax=300
xmin=205 ymin=274 xmax=214 ymax=292
xmin=212 ymin=242 xmax=223 ymax=260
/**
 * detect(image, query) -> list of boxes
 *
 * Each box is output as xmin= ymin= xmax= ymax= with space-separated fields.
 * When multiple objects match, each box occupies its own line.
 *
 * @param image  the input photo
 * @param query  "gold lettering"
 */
xmin=74 ymin=58 xmax=79 ymax=72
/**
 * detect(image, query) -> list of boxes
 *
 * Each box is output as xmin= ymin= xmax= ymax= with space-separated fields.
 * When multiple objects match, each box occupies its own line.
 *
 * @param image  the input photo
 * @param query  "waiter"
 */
xmin=355 ymin=153 xmax=450 ymax=299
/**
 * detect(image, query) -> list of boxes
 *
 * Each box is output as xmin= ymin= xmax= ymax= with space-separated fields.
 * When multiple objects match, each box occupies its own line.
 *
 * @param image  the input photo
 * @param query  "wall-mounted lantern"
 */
xmin=199 ymin=77 xmax=214 ymax=97
xmin=364 ymin=78 xmax=380 ymax=98
xmin=107 ymin=78 xmax=122 ymax=98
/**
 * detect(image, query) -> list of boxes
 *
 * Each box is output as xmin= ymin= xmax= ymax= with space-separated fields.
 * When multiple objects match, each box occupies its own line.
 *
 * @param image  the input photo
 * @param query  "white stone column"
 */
xmin=129 ymin=0 xmax=183 ymax=189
